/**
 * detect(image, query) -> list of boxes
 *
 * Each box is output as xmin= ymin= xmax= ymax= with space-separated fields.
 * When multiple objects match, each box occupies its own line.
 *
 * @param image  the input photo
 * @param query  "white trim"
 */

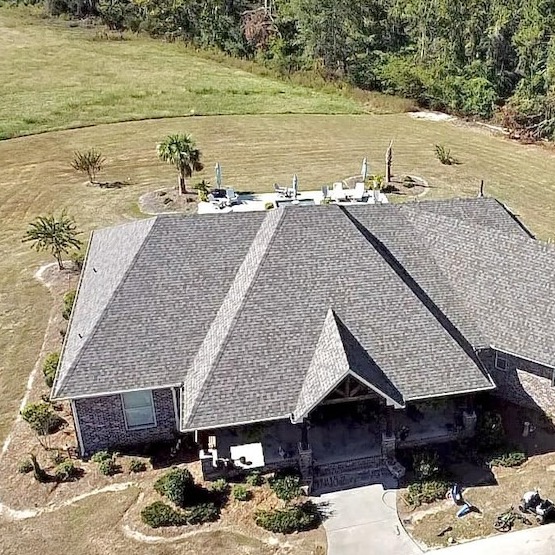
xmin=346 ymin=370 xmax=404 ymax=409
xmin=490 ymin=345 xmax=555 ymax=370
xmin=71 ymin=399 xmax=85 ymax=457
xmin=121 ymin=390 xmax=157 ymax=431
xmin=495 ymin=351 xmax=509 ymax=371
xmin=52 ymin=383 xmax=182 ymax=402
xmin=181 ymin=414 xmax=288 ymax=433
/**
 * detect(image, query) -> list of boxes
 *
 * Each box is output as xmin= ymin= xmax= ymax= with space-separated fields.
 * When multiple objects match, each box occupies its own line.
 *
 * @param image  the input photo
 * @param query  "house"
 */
xmin=51 ymin=198 xmax=555 ymax=488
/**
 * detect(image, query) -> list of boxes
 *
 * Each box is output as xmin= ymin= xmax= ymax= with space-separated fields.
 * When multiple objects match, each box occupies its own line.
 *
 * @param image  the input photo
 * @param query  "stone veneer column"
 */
xmin=298 ymin=443 xmax=313 ymax=493
xmin=462 ymin=410 xmax=477 ymax=437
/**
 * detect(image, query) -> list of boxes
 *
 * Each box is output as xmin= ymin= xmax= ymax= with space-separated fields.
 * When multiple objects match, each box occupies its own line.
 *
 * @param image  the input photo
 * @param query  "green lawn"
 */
xmin=0 ymin=6 xmax=373 ymax=139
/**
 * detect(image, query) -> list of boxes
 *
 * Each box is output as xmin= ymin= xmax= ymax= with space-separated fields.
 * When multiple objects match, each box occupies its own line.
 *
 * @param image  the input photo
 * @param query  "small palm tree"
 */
xmin=22 ymin=212 xmax=82 ymax=270
xmin=157 ymin=134 xmax=204 ymax=195
xmin=71 ymin=149 xmax=105 ymax=184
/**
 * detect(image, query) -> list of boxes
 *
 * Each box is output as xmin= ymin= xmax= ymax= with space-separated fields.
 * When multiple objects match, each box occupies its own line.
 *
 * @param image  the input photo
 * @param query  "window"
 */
xmin=495 ymin=351 xmax=509 ymax=371
xmin=122 ymin=390 xmax=156 ymax=429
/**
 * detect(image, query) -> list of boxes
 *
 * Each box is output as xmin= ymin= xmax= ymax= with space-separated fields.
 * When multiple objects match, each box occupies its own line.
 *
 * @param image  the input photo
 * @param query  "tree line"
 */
xmin=41 ymin=0 xmax=555 ymax=140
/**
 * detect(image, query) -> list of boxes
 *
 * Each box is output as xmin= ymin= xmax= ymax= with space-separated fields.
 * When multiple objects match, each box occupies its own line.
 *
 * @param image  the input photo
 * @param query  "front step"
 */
xmin=314 ymin=454 xmax=384 ymax=477
xmin=312 ymin=466 xmax=389 ymax=494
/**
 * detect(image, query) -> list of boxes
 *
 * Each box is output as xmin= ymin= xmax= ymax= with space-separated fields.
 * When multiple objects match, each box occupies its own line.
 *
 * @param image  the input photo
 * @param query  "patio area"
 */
xmin=197 ymin=187 xmax=389 ymax=214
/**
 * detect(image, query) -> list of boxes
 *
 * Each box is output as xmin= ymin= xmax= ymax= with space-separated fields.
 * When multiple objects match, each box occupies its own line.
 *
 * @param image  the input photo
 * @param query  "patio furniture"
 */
xmin=226 ymin=188 xmax=239 ymax=205
xmin=321 ymin=185 xmax=328 ymax=200
xmin=208 ymin=191 xmax=227 ymax=209
xmin=351 ymin=182 xmax=366 ymax=202
xmin=331 ymin=182 xmax=347 ymax=201
xmin=274 ymin=183 xmax=290 ymax=197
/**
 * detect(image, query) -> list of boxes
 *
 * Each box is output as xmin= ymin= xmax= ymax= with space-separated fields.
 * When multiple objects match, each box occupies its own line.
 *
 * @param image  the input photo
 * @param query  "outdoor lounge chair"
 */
xmin=208 ymin=193 xmax=226 ymax=209
xmin=226 ymin=188 xmax=239 ymax=205
xmin=273 ymin=183 xmax=290 ymax=197
xmin=331 ymin=182 xmax=346 ymax=201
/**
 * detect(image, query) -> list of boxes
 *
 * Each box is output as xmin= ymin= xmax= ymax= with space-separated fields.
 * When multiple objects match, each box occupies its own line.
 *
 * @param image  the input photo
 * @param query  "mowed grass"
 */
xmin=0 ymin=6 xmax=373 ymax=139
xmin=3 ymin=113 xmax=555 ymax=447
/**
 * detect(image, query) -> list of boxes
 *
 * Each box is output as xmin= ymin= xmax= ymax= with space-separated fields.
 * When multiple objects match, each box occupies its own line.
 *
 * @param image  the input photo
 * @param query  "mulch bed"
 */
xmin=138 ymin=188 xmax=198 ymax=215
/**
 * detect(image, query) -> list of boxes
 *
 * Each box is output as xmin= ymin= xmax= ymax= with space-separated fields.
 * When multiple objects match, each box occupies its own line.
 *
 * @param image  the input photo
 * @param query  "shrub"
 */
xmin=49 ymin=450 xmax=66 ymax=465
xmin=62 ymin=289 xmax=76 ymax=320
xmin=255 ymin=502 xmax=320 ymax=533
xmin=186 ymin=502 xmax=220 ymax=525
xmin=264 ymin=201 xmax=275 ymax=210
xmin=232 ymin=484 xmax=251 ymax=501
xmin=246 ymin=471 xmax=264 ymax=486
xmin=154 ymin=467 xmax=195 ymax=508
xmin=413 ymin=450 xmax=441 ymax=481
xmin=476 ymin=411 xmax=505 ymax=451
xmin=404 ymin=480 xmax=449 ymax=507
xmin=55 ymin=460 xmax=79 ymax=482
xmin=434 ymin=144 xmax=456 ymax=165
xmin=71 ymin=251 xmax=85 ymax=271
xmin=42 ymin=352 xmax=60 ymax=388
xmin=210 ymin=478 xmax=229 ymax=494
xmin=91 ymin=450 xmax=112 ymax=463
xmin=129 ymin=458 xmax=147 ymax=473
xmin=71 ymin=149 xmax=105 ymax=184
xmin=21 ymin=402 xmax=61 ymax=435
xmin=98 ymin=458 xmax=120 ymax=476
xmin=269 ymin=474 xmax=302 ymax=503
xmin=141 ymin=501 xmax=187 ymax=528
xmin=18 ymin=459 xmax=33 ymax=474
xmin=29 ymin=454 xmax=49 ymax=483
xmin=486 ymin=449 xmax=527 ymax=468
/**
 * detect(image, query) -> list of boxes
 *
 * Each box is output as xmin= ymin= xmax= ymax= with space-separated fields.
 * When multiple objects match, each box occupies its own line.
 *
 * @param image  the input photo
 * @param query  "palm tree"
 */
xmin=22 ymin=212 xmax=82 ymax=270
xmin=157 ymin=134 xmax=204 ymax=195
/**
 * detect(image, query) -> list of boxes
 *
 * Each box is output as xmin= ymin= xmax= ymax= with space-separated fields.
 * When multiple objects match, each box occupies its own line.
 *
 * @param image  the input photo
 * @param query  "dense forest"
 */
xmin=43 ymin=0 xmax=555 ymax=139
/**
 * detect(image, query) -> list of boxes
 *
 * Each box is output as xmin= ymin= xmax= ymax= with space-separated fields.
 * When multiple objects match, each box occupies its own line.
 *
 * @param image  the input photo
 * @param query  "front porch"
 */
xmin=198 ymin=385 xmax=478 ymax=492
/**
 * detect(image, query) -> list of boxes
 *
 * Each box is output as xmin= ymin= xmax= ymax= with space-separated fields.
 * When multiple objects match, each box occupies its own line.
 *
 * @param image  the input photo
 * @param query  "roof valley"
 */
xmin=180 ymin=208 xmax=286 ymax=429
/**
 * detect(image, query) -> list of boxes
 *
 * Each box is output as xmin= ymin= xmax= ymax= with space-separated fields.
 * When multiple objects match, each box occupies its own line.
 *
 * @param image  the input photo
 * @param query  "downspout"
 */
xmin=71 ymin=400 xmax=85 ymax=457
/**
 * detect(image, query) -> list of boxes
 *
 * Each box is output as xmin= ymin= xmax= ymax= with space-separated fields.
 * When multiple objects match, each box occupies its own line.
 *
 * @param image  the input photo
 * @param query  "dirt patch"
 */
xmin=139 ymin=187 xmax=199 ymax=215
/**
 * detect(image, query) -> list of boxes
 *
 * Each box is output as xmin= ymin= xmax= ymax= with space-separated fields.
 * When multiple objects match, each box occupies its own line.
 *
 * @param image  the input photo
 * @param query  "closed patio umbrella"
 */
xmin=361 ymin=157 xmax=368 ymax=181
xmin=215 ymin=162 xmax=223 ymax=189
xmin=292 ymin=174 xmax=299 ymax=199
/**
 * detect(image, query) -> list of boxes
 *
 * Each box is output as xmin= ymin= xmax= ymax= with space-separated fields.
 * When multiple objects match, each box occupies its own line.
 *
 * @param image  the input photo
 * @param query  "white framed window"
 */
xmin=495 ymin=351 xmax=509 ymax=371
xmin=121 ymin=390 xmax=156 ymax=430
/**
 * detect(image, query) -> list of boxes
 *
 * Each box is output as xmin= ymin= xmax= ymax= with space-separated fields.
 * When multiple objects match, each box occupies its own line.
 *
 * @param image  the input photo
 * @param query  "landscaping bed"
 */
xmin=138 ymin=187 xmax=198 ymax=215
xmin=398 ymin=405 xmax=555 ymax=548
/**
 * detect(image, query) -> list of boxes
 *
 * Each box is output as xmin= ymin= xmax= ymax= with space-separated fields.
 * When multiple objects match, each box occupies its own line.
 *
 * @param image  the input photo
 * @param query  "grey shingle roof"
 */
xmin=54 ymin=196 xmax=553 ymax=431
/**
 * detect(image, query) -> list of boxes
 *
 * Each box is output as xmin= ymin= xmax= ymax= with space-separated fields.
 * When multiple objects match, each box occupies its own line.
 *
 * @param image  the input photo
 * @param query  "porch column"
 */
xmin=382 ymin=406 xmax=396 ymax=459
xmin=297 ymin=421 xmax=313 ymax=492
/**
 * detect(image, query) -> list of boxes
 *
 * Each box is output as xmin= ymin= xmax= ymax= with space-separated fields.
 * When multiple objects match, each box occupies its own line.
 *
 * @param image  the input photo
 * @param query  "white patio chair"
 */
xmin=226 ymin=188 xmax=239 ymax=205
xmin=351 ymin=182 xmax=366 ymax=202
xmin=273 ymin=183 xmax=289 ymax=197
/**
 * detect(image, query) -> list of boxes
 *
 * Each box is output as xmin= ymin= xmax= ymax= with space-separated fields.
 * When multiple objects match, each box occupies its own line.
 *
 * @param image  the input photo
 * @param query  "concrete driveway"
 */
xmin=319 ymin=483 xmax=421 ymax=555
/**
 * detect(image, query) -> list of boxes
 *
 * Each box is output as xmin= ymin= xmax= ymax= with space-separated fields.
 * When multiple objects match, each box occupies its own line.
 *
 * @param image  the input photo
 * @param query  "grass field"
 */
xmin=0 ymin=6 xmax=382 ymax=139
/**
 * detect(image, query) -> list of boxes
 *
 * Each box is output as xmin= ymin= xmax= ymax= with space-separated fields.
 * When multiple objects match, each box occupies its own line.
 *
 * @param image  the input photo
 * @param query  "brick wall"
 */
xmin=479 ymin=348 xmax=555 ymax=414
xmin=74 ymin=388 xmax=178 ymax=455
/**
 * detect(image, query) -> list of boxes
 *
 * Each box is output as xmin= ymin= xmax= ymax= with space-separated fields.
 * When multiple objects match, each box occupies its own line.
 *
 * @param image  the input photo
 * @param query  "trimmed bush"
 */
xmin=43 ymin=352 xmax=60 ymax=388
xmin=255 ymin=502 xmax=320 ymax=533
xmin=269 ymin=474 xmax=302 ymax=503
xmin=91 ymin=450 xmax=112 ymax=463
xmin=232 ymin=484 xmax=251 ymax=501
xmin=18 ymin=459 xmax=33 ymax=474
xmin=486 ymin=450 xmax=527 ymax=468
xmin=141 ymin=501 xmax=187 ymax=528
xmin=404 ymin=480 xmax=449 ymax=507
xmin=412 ymin=450 xmax=441 ymax=481
xmin=55 ymin=460 xmax=79 ymax=482
xmin=62 ymin=289 xmax=76 ymax=320
xmin=154 ymin=467 xmax=195 ymax=508
xmin=98 ymin=458 xmax=120 ymax=476
xmin=21 ymin=402 xmax=61 ymax=435
xmin=186 ymin=502 xmax=220 ymax=525
xmin=264 ymin=201 xmax=274 ymax=210
xmin=209 ymin=478 xmax=229 ymax=494
xmin=246 ymin=471 xmax=264 ymax=486
xmin=71 ymin=251 xmax=85 ymax=271
xmin=129 ymin=458 xmax=147 ymax=473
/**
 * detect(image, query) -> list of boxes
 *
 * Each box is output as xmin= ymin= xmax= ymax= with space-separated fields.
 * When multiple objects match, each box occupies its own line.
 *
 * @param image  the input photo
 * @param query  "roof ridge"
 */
xmin=180 ymin=207 xmax=287 ymax=430
xmin=52 ymin=217 xmax=158 ymax=399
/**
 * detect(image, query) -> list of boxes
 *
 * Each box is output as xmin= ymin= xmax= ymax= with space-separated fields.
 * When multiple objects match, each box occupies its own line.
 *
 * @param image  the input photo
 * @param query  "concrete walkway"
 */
xmin=435 ymin=524 xmax=555 ymax=555
xmin=319 ymin=483 xmax=421 ymax=555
